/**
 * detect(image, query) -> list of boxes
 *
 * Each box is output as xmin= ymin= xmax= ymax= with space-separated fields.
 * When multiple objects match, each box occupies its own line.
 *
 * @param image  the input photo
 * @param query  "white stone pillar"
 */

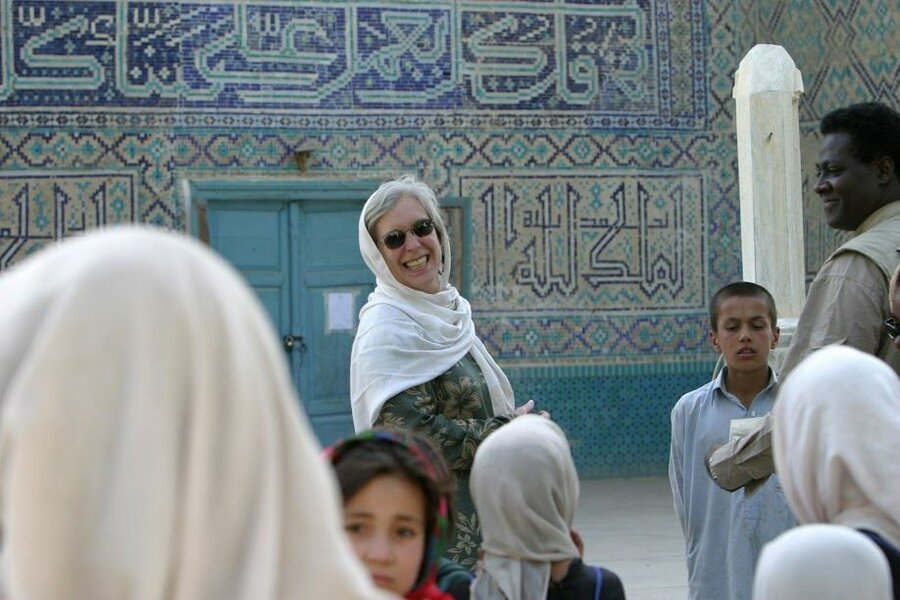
xmin=733 ymin=44 xmax=806 ymax=370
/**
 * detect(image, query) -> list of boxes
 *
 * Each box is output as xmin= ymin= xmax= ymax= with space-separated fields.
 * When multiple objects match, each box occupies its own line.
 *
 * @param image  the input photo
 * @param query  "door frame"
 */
xmin=184 ymin=179 xmax=473 ymax=297
xmin=183 ymin=178 xmax=382 ymax=442
xmin=183 ymin=178 xmax=382 ymax=240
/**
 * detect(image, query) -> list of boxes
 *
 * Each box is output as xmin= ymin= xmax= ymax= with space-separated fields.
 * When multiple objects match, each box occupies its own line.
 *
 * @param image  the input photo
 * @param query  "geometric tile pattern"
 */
xmin=480 ymin=313 xmax=711 ymax=363
xmin=507 ymin=359 xmax=717 ymax=476
xmin=0 ymin=170 xmax=136 ymax=266
xmin=768 ymin=1 xmax=900 ymax=121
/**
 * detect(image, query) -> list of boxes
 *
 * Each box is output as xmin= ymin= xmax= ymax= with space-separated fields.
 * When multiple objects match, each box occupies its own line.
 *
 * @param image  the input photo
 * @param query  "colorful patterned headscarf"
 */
xmin=325 ymin=429 xmax=453 ymax=600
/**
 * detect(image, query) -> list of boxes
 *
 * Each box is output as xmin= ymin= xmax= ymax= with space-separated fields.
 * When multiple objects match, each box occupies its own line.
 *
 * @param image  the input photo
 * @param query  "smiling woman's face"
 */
xmin=373 ymin=195 xmax=443 ymax=294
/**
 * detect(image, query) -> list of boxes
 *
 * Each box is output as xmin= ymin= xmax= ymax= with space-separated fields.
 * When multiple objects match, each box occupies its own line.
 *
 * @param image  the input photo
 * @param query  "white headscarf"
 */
xmin=469 ymin=415 xmax=580 ymax=600
xmin=773 ymin=345 xmax=900 ymax=547
xmin=350 ymin=187 xmax=515 ymax=431
xmin=752 ymin=524 xmax=892 ymax=600
xmin=0 ymin=227 xmax=393 ymax=600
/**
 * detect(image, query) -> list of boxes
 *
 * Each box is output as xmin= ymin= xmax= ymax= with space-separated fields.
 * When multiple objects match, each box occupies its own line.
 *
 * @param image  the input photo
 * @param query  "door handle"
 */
xmin=283 ymin=334 xmax=306 ymax=353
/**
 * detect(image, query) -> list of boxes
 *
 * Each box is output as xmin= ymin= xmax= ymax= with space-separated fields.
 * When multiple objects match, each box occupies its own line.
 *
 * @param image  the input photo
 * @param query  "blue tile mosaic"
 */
xmin=505 ymin=359 xmax=718 ymax=477
xmin=1 ymin=0 xmax=896 ymax=475
xmin=0 ymin=0 xmax=708 ymax=127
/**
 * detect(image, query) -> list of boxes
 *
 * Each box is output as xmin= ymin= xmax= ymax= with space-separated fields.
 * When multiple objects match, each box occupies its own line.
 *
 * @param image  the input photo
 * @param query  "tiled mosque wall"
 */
xmin=1 ymin=0 xmax=896 ymax=475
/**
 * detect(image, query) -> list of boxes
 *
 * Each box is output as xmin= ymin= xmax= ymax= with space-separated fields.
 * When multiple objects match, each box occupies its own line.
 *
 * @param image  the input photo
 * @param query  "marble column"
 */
xmin=732 ymin=44 xmax=806 ymax=371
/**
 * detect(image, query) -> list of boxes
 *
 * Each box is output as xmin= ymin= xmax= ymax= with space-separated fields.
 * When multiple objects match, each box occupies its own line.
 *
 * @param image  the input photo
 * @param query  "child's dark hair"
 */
xmin=326 ymin=428 xmax=455 ymax=558
xmin=709 ymin=282 xmax=777 ymax=330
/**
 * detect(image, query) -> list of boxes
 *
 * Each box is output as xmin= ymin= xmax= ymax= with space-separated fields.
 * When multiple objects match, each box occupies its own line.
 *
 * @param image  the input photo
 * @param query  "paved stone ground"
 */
xmin=575 ymin=477 xmax=688 ymax=600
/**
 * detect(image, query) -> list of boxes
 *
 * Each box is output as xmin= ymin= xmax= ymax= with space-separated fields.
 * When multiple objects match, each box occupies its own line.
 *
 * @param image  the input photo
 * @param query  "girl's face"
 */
xmin=373 ymin=195 xmax=443 ymax=294
xmin=342 ymin=474 xmax=427 ymax=596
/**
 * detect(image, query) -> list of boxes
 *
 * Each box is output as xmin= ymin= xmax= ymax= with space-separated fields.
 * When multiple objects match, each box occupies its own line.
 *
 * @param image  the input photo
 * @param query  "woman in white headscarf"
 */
xmin=752 ymin=524 xmax=891 ymax=600
xmin=773 ymin=345 xmax=900 ymax=599
xmin=351 ymin=175 xmax=537 ymax=567
xmin=0 ymin=227 xmax=393 ymax=600
xmin=469 ymin=415 xmax=625 ymax=600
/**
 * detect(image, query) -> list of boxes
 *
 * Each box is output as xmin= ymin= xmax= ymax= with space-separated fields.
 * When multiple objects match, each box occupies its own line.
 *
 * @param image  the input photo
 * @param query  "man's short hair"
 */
xmin=709 ymin=282 xmax=778 ymax=330
xmin=820 ymin=102 xmax=900 ymax=181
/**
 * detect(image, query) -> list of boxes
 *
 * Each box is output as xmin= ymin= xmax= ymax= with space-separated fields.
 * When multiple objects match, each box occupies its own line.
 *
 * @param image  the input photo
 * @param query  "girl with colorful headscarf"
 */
xmin=326 ymin=429 xmax=470 ymax=600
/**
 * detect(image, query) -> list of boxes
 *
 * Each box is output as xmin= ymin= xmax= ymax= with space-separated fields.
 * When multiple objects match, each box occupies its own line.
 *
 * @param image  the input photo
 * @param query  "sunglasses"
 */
xmin=379 ymin=218 xmax=435 ymax=250
xmin=885 ymin=316 xmax=900 ymax=340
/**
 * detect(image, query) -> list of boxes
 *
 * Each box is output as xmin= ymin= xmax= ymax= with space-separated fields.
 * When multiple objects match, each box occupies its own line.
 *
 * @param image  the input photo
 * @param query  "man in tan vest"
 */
xmin=708 ymin=102 xmax=900 ymax=492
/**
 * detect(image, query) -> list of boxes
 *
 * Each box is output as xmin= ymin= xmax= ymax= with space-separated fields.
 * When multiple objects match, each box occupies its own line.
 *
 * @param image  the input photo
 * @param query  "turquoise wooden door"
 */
xmin=188 ymin=180 xmax=377 ymax=445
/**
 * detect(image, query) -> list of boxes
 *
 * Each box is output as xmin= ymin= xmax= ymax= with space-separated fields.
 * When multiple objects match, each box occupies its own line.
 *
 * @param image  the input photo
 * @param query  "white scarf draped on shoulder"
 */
xmin=350 ymin=196 xmax=515 ymax=432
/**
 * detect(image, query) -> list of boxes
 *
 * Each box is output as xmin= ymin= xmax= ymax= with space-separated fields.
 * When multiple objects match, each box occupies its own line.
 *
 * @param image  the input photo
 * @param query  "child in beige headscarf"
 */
xmin=469 ymin=416 xmax=625 ymax=600
xmin=0 ymin=227 xmax=393 ymax=600
xmin=774 ymin=345 xmax=900 ymax=599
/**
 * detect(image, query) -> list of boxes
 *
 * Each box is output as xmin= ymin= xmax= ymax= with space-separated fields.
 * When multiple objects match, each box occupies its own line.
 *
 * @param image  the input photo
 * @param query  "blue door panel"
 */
xmin=302 ymin=285 xmax=371 ymax=414
xmin=312 ymin=415 xmax=357 ymax=446
xmin=207 ymin=202 xmax=290 ymax=336
xmin=304 ymin=269 xmax=374 ymax=287
xmin=253 ymin=288 xmax=284 ymax=334
xmin=302 ymin=210 xmax=367 ymax=268
xmin=294 ymin=204 xmax=375 ymax=444
xmin=192 ymin=181 xmax=378 ymax=447
xmin=209 ymin=208 xmax=285 ymax=270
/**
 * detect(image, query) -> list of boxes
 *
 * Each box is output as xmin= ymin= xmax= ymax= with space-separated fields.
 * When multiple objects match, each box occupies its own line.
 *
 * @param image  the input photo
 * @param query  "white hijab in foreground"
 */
xmin=0 ymin=227 xmax=391 ymax=600
xmin=350 ymin=193 xmax=514 ymax=431
xmin=470 ymin=415 xmax=580 ymax=600
xmin=753 ymin=524 xmax=891 ymax=600
xmin=774 ymin=345 xmax=900 ymax=547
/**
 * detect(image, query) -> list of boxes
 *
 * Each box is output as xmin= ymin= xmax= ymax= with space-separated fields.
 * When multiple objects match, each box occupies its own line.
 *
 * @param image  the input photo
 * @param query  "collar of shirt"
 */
xmin=711 ymin=367 xmax=778 ymax=410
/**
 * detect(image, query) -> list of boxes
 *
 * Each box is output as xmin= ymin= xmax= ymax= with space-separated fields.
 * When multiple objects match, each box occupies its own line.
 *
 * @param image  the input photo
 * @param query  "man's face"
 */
xmin=814 ymin=132 xmax=885 ymax=231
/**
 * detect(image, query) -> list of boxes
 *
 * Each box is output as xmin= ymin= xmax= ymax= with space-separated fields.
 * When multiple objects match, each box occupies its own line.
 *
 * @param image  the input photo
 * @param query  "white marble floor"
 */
xmin=574 ymin=477 xmax=688 ymax=600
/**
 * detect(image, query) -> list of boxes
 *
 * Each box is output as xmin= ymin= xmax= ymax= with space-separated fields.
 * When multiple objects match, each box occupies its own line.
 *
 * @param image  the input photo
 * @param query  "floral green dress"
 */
xmin=374 ymin=352 xmax=513 ymax=568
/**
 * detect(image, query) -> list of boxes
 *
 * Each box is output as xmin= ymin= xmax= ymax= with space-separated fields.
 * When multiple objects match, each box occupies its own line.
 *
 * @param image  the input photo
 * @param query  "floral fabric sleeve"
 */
xmin=374 ymin=352 xmax=513 ymax=567
xmin=374 ymin=353 xmax=512 ymax=470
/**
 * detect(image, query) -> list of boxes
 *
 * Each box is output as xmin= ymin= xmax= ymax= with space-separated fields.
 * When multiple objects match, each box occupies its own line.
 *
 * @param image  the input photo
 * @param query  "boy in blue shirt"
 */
xmin=669 ymin=282 xmax=795 ymax=600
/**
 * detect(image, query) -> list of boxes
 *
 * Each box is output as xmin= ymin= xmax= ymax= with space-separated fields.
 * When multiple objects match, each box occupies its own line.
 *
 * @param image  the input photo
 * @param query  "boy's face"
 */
xmin=709 ymin=296 xmax=780 ymax=374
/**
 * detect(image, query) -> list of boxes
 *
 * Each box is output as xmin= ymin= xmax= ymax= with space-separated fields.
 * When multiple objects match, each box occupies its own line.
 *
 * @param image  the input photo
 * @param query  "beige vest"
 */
xmin=830 ymin=201 xmax=900 ymax=279
xmin=829 ymin=201 xmax=900 ymax=372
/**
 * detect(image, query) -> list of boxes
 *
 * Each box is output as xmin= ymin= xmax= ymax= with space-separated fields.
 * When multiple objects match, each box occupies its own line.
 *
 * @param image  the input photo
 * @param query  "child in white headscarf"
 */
xmin=774 ymin=344 xmax=900 ymax=599
xmin=0 ymin=227 xmax=393 ymax=600
xmin=752 ymin=524 xmax=891 ymax=600
xmin=469 ymin=416 xmax=625 ymax=600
